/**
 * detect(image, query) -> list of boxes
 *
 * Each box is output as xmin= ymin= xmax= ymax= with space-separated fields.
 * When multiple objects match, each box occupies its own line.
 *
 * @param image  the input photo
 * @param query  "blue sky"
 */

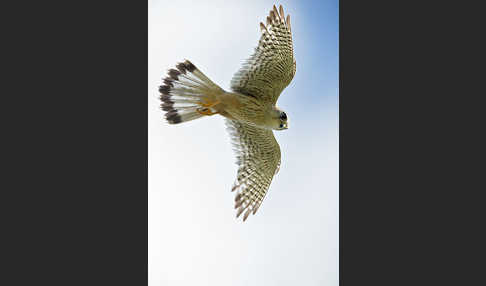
xmin=281 ymin=0 xmax=338 ymax=108
xmin=149 ymin=1 xmax=338 ymax=285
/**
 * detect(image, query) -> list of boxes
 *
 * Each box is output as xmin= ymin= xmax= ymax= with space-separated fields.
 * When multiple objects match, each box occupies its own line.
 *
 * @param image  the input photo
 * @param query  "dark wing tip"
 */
xmin=160 ymin=102 xmax=174 ymax=111
xmin=175 ymin=62 xmax=187 ymax=74
xmin=164 ymin=109 xmax=182 ymax=124
xmin=168 ymin=69 xmax=181 ymax=80
xmin=183 ymin=60 xmax=196 ymax=72
xmin=159 ymin=85 xmax=171 ymax=95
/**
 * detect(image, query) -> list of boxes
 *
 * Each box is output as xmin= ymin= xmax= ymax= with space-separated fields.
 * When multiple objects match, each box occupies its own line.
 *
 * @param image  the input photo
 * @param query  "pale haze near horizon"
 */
xmin=149 ymin=1 xmax=338 ymax=285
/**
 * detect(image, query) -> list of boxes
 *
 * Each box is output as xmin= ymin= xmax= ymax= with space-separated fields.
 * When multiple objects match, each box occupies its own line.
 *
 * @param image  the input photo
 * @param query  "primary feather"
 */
xmin=230 ymin=4 xmax=296 ymax=105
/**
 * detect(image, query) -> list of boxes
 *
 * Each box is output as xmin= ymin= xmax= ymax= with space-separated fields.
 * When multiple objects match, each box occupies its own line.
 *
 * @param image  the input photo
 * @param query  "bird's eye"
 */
xmin=279 ymin=124 xmax=284 ymax=128
xmin=280 ymin=112 xmax=287 ymax=120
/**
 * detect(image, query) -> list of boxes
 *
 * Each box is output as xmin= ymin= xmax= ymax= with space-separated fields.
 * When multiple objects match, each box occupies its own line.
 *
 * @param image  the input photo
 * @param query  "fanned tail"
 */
xmin=159 ymin=60 xmax=224 ymax=124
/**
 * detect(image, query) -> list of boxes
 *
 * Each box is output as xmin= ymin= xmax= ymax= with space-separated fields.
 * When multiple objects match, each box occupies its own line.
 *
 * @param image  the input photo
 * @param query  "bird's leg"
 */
xmin=200 ymin=100 xmax=220 ymax=108
xmin=196 ymin=107 xmax=219 ymax=116
xmin=197 ymin=100 xmax=220 ymax=116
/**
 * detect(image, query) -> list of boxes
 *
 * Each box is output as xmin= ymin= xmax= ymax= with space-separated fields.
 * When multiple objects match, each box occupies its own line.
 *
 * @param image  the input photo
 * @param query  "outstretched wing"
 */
xmin=230 ymin=5 xmax=296 ymax=104
xmin=226 ymin=119 xmax=281 ymax=221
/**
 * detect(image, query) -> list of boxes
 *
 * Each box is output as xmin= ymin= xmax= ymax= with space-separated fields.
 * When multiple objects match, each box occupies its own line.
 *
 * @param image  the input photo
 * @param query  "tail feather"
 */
xmin=159 ymin=60 xmax=224 ymax=124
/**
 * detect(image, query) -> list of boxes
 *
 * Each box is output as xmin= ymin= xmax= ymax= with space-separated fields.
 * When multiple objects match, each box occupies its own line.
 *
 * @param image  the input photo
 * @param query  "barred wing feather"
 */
xmin=226 ymin=119 xmax=281 ymax=221
xmin=230 ymin=5 xmax=296 ymax=104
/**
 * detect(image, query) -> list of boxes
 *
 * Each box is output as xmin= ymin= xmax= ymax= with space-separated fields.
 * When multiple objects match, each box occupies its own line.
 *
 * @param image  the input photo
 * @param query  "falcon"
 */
xmin=159 ymin=5 xmax=296 ymax=221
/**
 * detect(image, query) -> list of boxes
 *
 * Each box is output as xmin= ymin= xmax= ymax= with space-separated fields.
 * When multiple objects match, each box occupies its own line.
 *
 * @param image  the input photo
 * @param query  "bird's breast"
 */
xmin=220 ymin=92 xmax=267 ymax=126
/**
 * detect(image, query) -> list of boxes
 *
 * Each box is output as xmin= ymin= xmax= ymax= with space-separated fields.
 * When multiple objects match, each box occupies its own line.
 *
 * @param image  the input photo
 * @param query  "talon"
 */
xmin=197 ymin=100 xmax=220 ymax=116
xmin=197 ymin=107 xmax=218 ymax=116
xmin=200 ymin=102 xmax=211 ymax=107
xmin=200 ymin=100 xmax=220 ymax=108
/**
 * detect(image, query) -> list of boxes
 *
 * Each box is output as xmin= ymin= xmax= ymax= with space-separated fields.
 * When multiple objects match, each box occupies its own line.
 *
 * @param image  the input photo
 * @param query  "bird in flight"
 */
xmin=159 ymin=5 xmax=296 ymax=221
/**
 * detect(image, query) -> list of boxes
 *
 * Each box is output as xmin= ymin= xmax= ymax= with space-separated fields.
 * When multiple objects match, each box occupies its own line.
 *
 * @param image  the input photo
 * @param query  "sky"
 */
xmin=148 ymin=0 xmax=338 ymax=285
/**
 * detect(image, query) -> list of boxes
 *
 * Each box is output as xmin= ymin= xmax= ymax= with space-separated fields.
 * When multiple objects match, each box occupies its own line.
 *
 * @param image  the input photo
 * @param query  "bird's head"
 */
xmin=268 ymin=106 xmax=288 ymax=131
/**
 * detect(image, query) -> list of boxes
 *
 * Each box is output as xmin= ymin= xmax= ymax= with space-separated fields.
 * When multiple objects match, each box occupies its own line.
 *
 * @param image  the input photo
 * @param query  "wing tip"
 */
xmin=263 ymin=5 xmax=292 ymax=31
xmin=243 ymin=208 xmax=251 ymax=221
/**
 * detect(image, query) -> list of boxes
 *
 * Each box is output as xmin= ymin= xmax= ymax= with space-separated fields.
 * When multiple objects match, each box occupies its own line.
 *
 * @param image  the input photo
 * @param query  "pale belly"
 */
xmin=214 ymin=92 xmax=267 ymax=126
